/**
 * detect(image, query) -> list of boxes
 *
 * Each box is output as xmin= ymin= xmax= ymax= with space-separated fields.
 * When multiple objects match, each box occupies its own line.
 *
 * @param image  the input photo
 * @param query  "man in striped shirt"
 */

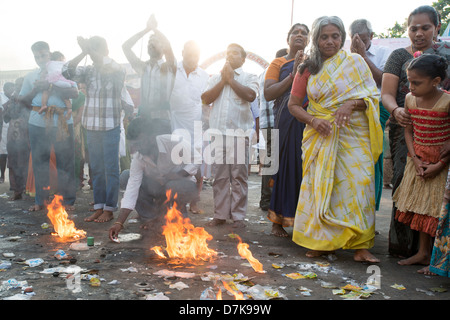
xmin=63 ymin=36 xmax=130 ymax=223
xmin=122 ymin=14 xmax=176 ymax=127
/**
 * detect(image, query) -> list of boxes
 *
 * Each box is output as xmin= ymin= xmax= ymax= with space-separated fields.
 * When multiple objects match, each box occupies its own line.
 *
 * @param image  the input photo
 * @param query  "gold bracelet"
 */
xmin=310 ymin=117 xmax=316 ymax=126
xmin=114 ymin=221 xmax=124 ymax=228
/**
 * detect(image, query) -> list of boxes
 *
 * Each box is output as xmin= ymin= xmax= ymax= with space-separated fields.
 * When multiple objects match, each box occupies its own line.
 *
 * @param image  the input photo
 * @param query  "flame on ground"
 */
xmin=222 ymin=281 xmax=245 ymax=300
xmin=235 ymin=235 xmax=265 ymax=273
xmin=151 ymin=190 xmax=217 ymax=265
xmin=47 ymin=195 xmax=86 ymax=240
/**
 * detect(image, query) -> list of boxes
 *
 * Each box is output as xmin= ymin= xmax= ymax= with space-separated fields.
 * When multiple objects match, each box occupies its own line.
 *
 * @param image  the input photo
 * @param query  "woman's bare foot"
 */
xmin=306 ymin=250 xmax=334 ymax=258
xmin=354 ymin=249 xmax=380 ymax=263
xmin=271 ymin=223 xmax=289 ymax=238
xmin=417 ymin=265 xmax=437 ymax=276
xmin=398 ymin=253 xmax=430 ymax=266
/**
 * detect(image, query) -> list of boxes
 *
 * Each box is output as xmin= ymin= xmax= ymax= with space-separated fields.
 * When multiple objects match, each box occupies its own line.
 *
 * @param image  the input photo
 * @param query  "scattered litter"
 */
xmin=117 ymin=233 xmax=142 ymax=242
xmin=246 ymin=284 xmax=286 ymax=300
xmin=272 ymin=263 xmax=285 ymax=269
xmin=320 ymin=281 xmax=338 ymax=289
xmin=2 ymin=253 xmax=15 ymax=258
xmin=25 ymin=258 xmax=44 ymax=267
xmin=69 ymin=242 xmax=89 ymax=251
xmin=146 ymin=292 xmax=170 ymax=300
xmin=2 ymin=293 xmax=32 ymax=300
xmin=0 ymin=260 xmax=12 ymax=270
xmin=391 ymin=284 xmax=406 ymax=290
xmin=108 ymin=280 xmax=120 ymax=285
xmin=332 ymin=289 xmax=347 ymax=295
xmin=298 ymin=286 xmax=312 ymax=296
xmin=416 ymin=288 xmax=434 ymax=296
xmin=54 ymin=250 xmax=70 ymax=260
xmin=341 ymin=284 xmax=362 ymax=291
xmin=284 ymin=272 xmax=317 ymax=280
xmin=41 ymin=223 xmax=49 ymax=229
xmin=200 ymin=287 xmax=217 ymax=300
xmin=169 ymin=281 xmax=189 ymax=291
xmin=430 ymin=287 xmax=447 ymax=293
xmin=90 ymin=277 xmax=101 ymax=287
xmin=154 ymin=269 xmax=196 ymax=279
xmin=120 ymin=267 xmax=138 ymax=273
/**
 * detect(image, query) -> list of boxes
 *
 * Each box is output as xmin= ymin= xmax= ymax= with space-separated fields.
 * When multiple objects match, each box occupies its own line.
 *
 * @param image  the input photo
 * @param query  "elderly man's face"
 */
xmin=357 ymin=32 xmax=373 ymax=50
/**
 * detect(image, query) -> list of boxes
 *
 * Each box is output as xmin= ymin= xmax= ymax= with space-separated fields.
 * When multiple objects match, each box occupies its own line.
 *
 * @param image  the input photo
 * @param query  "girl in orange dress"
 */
xmin=393 ymin=53 xmax=450 ymax=266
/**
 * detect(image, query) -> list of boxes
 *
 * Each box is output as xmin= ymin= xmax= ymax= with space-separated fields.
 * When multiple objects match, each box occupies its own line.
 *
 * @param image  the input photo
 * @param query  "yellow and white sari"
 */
xmin=292 ymin=50 xmax=383 ymax=251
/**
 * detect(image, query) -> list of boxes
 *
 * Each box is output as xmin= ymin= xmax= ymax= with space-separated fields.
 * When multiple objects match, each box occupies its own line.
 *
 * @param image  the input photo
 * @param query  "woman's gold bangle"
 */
xmin=114 ymin=221 xmax=124 ymax=228
xmin=310 ymin=117 xmax=316 ymax=126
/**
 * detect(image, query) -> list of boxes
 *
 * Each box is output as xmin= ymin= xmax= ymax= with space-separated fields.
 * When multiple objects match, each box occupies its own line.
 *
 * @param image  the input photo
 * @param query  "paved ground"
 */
xmin=0 ymin=167 xmax=449 ymax=303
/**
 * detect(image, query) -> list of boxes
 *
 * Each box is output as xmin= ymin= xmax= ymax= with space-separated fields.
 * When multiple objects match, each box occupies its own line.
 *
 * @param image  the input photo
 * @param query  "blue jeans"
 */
xmin=86 ymin=127 xmax=120 ymax=212
xmin=28 ymin=124 xmax=76 ymax=206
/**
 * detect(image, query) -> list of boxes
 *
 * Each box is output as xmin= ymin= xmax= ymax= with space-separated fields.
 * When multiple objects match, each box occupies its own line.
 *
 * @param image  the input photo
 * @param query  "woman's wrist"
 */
xmin=391 ymin=106 xmax=401 ymax=119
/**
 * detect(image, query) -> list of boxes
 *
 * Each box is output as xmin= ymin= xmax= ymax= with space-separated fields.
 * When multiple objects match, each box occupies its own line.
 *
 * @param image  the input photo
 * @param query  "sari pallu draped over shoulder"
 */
xmin=293 ymin=50 xmax=383 ymax=251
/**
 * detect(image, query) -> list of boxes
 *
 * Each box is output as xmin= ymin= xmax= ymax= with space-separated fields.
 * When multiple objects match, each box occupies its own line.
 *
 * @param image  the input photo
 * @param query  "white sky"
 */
xmin=0 ymin=0 xmax=435 ymax=74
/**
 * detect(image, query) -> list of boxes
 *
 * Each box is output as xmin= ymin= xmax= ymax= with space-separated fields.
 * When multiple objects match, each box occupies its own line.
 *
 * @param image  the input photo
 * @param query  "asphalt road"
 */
xmin=0 ymin=167 xmax=449 ymax=303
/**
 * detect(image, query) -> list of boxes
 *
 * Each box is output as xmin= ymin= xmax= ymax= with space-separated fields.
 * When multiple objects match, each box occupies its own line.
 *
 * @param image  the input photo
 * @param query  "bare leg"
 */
xmin=398 ymin=232 xmax=432 ymax=266
xmin=271 ymin=223 xmax=289 ymax=238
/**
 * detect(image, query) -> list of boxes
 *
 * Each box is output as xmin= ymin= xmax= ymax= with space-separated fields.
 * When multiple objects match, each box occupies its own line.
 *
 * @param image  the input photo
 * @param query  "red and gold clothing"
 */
xmin=393 ymin=92 xmax=450 ymax=236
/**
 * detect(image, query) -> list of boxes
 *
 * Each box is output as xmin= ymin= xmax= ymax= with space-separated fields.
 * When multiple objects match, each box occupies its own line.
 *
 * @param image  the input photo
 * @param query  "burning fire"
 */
xmin=235 ymin=235 xmax=265 ymax=273
xmin=222 ymin=281 xmax=245 ymax=300
xmin=151 ymin=190 xmax=217 ymax=265
xmin=47 ymin=195 xmax=86 ymax=240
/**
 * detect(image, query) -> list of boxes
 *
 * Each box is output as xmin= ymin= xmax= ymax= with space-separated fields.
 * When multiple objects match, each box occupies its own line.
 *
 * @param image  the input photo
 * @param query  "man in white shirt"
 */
xmin=201 ymin=43 xmax=259 ymax=229
xmin=109 ymin=117 xmax=198 ymax=240
xmin=349 ymin=19 xmax=391 ymax=88
xmin=349 ymin=18 xmax=392 ymax=212
xmin=170 ymin=40 xmax=209 ymax=214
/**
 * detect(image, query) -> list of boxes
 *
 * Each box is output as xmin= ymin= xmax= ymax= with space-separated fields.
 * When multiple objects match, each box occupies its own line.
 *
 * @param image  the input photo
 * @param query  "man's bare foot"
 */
xmin=271 ymin=223 xmax=289 ymax=238
xmin=398 ymin=253 xmax=430 ymax=266
xmin=232 ymin=220 xmax=246 ymax=229
xmin=9 ymin=192 xmax=22 ymax=201
xmin=64 ymin=205 xmax=76 ymax=211
xmin=306 ymin=250 xmax=334 ymax=258
xmin=206 ymin=218 xmax=226 ymax=227
xmin=354 ymin=249 xmax=380 ymax=263
xmin=94 ymin=210 xmax=114 ymax=223
xmin=28 ymin=204 xmax=44 ymax=212
xmin=189 ymin=203 xmax=204 ymax=214
xmin=417 ymin=266 xmax=437 ymax=276
xmin=85 ymin=209 xmax=104 ymax=222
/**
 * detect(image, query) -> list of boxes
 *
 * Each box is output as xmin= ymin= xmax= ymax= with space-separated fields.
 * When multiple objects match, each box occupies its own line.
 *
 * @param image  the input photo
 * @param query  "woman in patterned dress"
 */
xmin=288 ymin=16 xmax=383 ymax=263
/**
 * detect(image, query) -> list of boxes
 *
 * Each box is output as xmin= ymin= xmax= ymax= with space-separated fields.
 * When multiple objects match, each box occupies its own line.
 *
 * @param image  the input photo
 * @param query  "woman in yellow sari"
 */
xmin=288 ymin=16 xmax=383 ymax=263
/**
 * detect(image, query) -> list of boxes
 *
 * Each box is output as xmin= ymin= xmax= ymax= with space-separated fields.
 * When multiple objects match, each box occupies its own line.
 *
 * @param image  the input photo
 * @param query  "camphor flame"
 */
xmin=151 ymin=190 xmax=217 ymax=264
xmin=222 ymin=281 xmax=245 ymax=300
xmin=235 ymin=234 xmax=265 ymax=273
xmin=47 ymin=195 xmax=86 ymax=240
